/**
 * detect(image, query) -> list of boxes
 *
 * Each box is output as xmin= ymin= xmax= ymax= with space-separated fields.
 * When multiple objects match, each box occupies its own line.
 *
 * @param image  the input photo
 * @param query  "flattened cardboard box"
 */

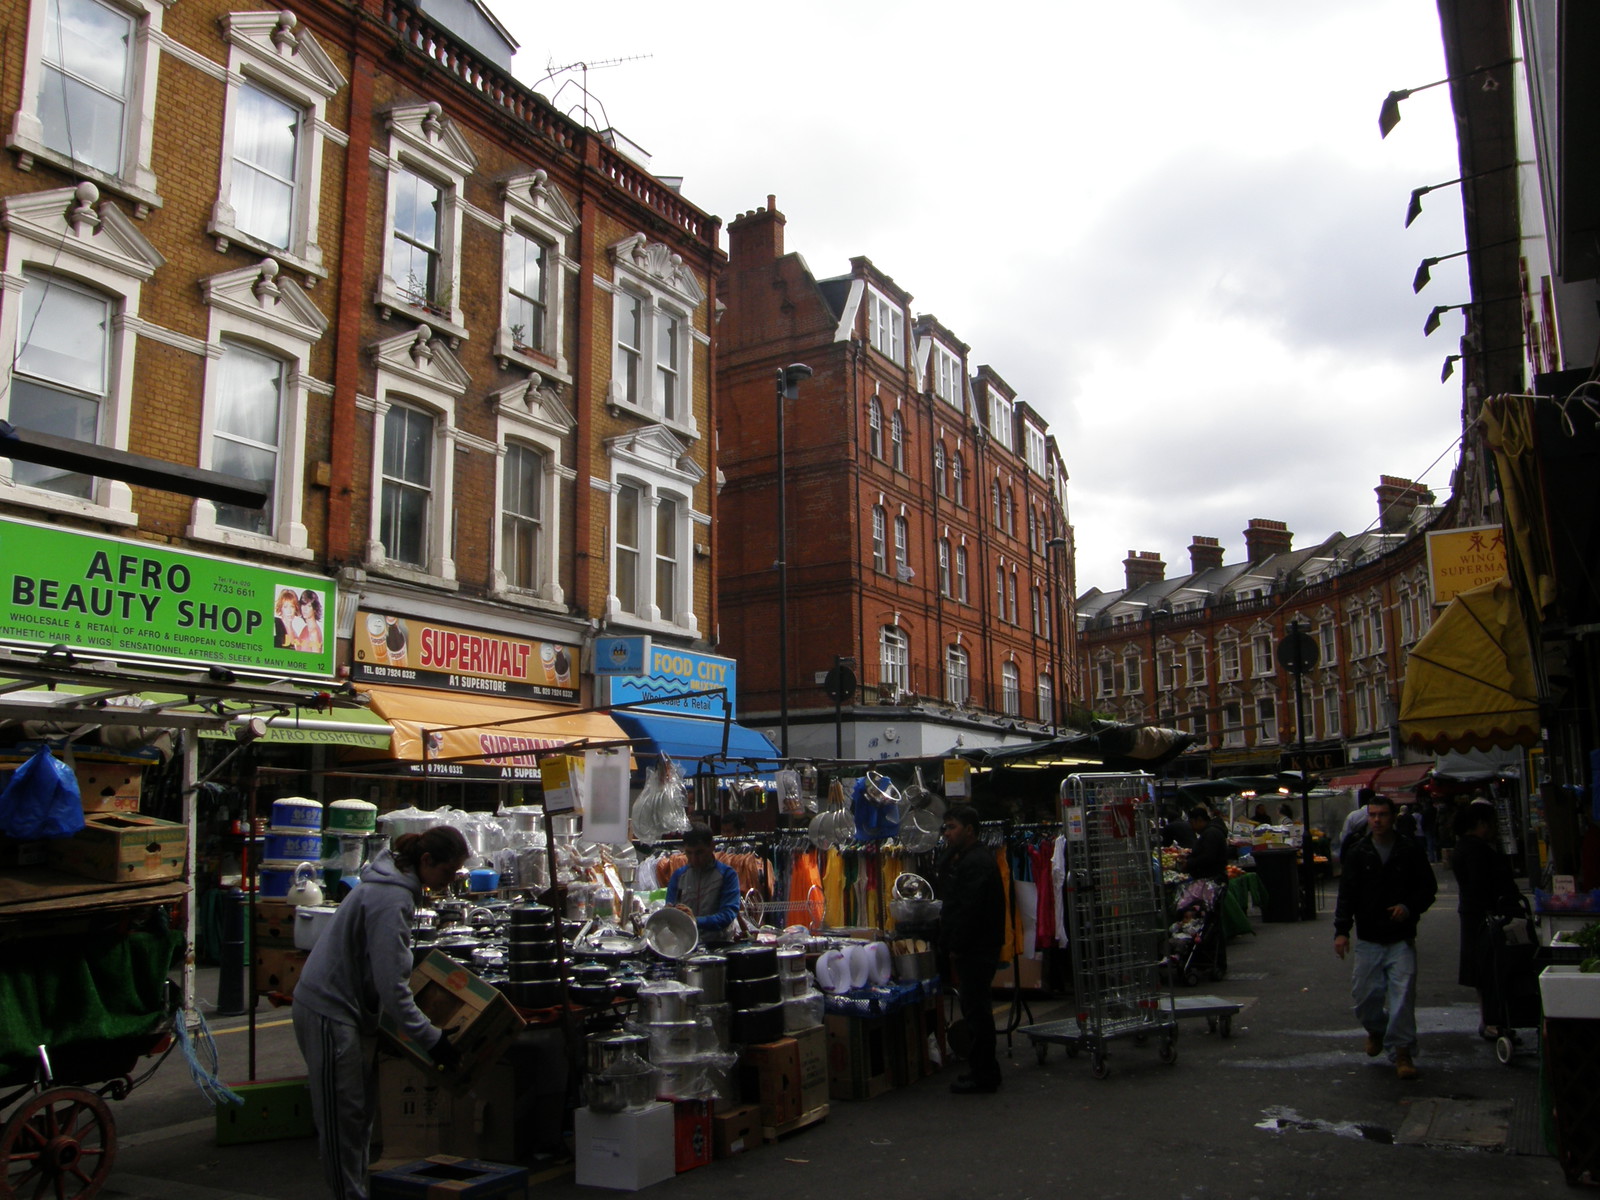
xmin=46 ymin=813 xmax=186 ymax=882
xmin=74 ymin=763 xmax=143 ymax=812
xmin=380 ymin=951 xmax=525 ymax=1088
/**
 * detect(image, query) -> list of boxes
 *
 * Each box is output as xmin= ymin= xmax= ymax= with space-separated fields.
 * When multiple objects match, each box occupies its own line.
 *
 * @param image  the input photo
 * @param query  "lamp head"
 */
xmin=779 ymin=362 xmax=813 ymax=400
xmin=1378 ymin=90 xmax=1408 ymax=138
xmin=1412 ymin=258 xmax=1436 ymax=293
xmin=1423 ymin=305 xmax=1445 ymax=336
xmin=1405 ymin=187 xmax=1428 ymax=228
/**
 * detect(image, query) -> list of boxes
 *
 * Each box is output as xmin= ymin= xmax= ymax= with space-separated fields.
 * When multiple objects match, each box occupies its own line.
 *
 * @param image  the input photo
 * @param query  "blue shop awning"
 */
xmin=611 ymin=711 xmax=780 ymax=774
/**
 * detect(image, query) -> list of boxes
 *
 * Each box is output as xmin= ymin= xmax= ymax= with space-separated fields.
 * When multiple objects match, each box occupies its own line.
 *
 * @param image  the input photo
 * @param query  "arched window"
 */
xmin=1001 ymin=662 xmax=1021 ymax=715
xmin=946 ymin=646 xmax=969 ymax=705
xmin=879 ymin=625 xmax=909 ymax=694
xmin=890 ymin=410 xmax=904 ymax=470
xmin=951 ymin=453 xmax=965 ymax=506
xmin=933 ymin=443 xmax=947 ymax=496
xmin=868 ymin=398 xmax=883 ymax=458
xmin=871 ymin=505 xmax=886 ymax=572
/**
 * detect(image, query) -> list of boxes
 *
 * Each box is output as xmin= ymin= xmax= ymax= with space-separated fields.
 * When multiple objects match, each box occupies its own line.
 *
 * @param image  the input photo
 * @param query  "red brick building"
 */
xmin=0 ymin=0 xmax=725 ymax=797
xmin=1075 ymin=478 xmax=1440 ymax=783
xmin=717 ymin=198 xmax=1076 ymax=762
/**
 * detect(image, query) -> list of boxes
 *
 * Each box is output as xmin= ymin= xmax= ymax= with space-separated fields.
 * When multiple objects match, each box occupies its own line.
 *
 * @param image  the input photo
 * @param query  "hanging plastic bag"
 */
xmin=0 ymin=745 xmax=86 ymax=840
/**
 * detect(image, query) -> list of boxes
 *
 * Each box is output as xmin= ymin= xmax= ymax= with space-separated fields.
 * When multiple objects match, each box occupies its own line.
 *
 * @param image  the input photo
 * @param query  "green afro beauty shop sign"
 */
xmin=0 ymin=519 xmax=337 ymax=678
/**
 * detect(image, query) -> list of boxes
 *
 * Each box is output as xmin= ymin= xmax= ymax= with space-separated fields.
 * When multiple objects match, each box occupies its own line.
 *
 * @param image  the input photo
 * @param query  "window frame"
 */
xmin=950 ymin=452 xmax=965 ymax=506
xmin=871 ymin=505 xmax=887 ymax=573
xmin=890 ymin=409 xmax=904 ymax=471
xmin=603 ymin=234 xmax=704 ymax=439
xmin=933 ymin=443 xmax=947 ymax=496
xmin=879 ymin=625 xmax=910 ymax=694
xmin=374 ymin=103 xmax=475 ymax=344
xmin=945 ymin=645 xmax=969 ymax=706
xmin=8 ymin=0 xmax=166 ymax=214
xmin=868 ymin=398 xmax=883 ymax=459
xmin=933 ymin=344 xmax=962 ymax=407
xmin=603 ymin=424 xmax=705 ymax=635
xmin=0 ymin=183 xmax=163 ymax=525
xmin=937 ymin=538 xmax=951 ymax=597
xmin=955 ymin=544 xmax=969 ymax=602
xmin=208 ymin=11 xmax=344 ymax=281
xmin=1001 ymin=662 xmax=1021 ymax=716
xmin=865 ymin=286 xmax=904 ymax=364
xmin=488 ymin=374 xmax=573 ymax=608
xmin=987 ymin=387 xmax=1014 ymax=450
xmin=1255 ymin=695 xmax=1277 ymax=743
xmin=495 ymin=171 xmax=578 ymax=379
xmin=893 ymin=513 xmax=911 ymax=581
xmin=190 ymin=258 xmax=328 ymax=560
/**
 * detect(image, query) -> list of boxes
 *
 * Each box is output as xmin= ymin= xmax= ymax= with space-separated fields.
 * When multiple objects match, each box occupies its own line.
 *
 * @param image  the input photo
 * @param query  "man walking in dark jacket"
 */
xmin=1333 ymin=793 xmax=1437 ymax=1080
xmin=936 ymin=804 xmax=1005 ymax=1094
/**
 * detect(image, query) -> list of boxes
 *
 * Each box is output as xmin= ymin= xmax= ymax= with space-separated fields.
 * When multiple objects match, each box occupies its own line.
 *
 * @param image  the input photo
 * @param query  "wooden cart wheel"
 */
xmin=0 ymin=1085 xmax=117 ymax=1200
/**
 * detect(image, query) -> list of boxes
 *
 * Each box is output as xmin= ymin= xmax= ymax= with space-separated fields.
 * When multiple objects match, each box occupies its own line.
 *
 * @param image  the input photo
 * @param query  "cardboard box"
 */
xmin=739 ymin=1038 xmax=801 ymax=1128
xmin=254 ymin=947 xmax=309 ymax=995
xmin=711 ymin=1104 xmax=761 ymax=1158
xmin=251 ymin=900 xmax=299 ymax=949
xmin=574 ymin=1102 xmax=675 ymax=1191
xmin=672 ymin=1099 xmax=713 ymax=1173
xmin=368 ymin=1155 xmax=528 ymax=1200
xmin=790 ymin=1025 xmax=829 ymax=1114
xmin=885 ymin=1006 xmax=932 ymax=1087
xmin=992 ymin=956 xmax=1044 ymax=991
xmin=214 ymin=1077 xmax=314 ymax=1146
xmin=74 ymin=762 xmax=143 ymax=812
xmin=377 ymin=1055 xmax=526 ymax=1162
xmin=0 ymin=836 xmax=46 ymax=867
xmin=46 ymin=813 xmax=186 ymax=882
xmin=380 ymin=952 xmax=525 ymax=1088
xmin=1540 ymin=965 xmax=1600 ymax=1019
xmin=825 ymin=1014 xmax=890 ymax=1101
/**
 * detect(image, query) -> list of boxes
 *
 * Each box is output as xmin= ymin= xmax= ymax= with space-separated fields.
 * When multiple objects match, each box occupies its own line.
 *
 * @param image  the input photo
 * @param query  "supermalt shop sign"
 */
xmin=0 ymin=518 xmax=336 ymax=677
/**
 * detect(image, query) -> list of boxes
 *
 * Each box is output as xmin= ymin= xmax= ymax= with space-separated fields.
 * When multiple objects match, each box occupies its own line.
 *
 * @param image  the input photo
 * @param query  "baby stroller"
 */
xmin=1480 ymin=893 xmax=1547 ymax=1065
xmin=1166 ymin=877 xmax=1228 ymax=986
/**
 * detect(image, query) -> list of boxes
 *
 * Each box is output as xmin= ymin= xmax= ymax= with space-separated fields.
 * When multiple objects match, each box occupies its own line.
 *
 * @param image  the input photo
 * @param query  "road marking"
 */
xmin=208 ymin=1017 xmax=293 ymax=1036
xmin=116 ymin=1117 xmax=218 ymax=1149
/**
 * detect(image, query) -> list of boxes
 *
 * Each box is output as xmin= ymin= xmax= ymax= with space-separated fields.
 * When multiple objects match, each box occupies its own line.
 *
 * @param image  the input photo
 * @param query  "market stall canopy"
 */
xmin=1323 ymin=761 xmax=1434 ymax=794
xmin=1432 ymin=746 xmax=1523 ymax=782
xmin=609 ymin=710 xmax=779 ymax=775
xmin=361 ymin=685 xmax=629 ymax=768
xmin=961 ymin=723 xmax=1194 ymax=771
xmin=1397 ymin=577 xmax=1540 ymax=753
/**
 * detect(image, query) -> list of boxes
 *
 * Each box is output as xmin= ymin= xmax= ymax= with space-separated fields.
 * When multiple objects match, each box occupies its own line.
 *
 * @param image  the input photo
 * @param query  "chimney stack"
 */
xmin=726 ymin=194 xmax=785 ymax=267
xmin=1188 ymin=536 xmax=1225 ymax=573
xmin=1123 ymin=550 xmax=1166 ymax=591
xmin=1374 ymin=475 xmax=1434 ymax=532
xmin=1243 ymin=519 xmax=1292 ymax=563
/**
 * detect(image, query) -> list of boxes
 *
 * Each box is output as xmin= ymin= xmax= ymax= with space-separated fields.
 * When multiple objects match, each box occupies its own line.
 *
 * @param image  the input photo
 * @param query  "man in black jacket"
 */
xmin=1333 ymin=793 xmax=1437 ymax=1080
xmin=1185 ymin=806 xmax=1229 ymax=883
xmin=936 ymin=804 xmax=1005 ymax=1094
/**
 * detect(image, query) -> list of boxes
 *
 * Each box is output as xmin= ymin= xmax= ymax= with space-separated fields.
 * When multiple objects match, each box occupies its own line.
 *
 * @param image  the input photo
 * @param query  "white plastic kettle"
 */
xmin=286 ymin=861 xmax=324 ymax=907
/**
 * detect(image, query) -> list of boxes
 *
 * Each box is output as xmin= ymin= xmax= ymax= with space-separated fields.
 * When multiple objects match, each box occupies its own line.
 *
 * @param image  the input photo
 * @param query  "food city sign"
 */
xmin=604 ymin=647 xmax=737 ymax=717
xmin=350 ymin=608 xmax=579 ymax=701
xmin=0 ymin=518 xmax=337 ymax=677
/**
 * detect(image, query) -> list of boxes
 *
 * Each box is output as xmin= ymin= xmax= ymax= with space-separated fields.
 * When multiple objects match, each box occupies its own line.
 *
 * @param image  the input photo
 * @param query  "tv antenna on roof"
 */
xmin=534 ymin=53 xmax=653 ymax=132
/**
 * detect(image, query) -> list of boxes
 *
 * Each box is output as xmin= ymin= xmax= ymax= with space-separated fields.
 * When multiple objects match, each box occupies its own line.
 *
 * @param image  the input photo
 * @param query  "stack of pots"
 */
xmin=260 ymin=797 xmax=323 ymax=899
xmin=637 ymin=980 xmax=704 ymax=1097
xmin=679 ymin=954 xmax=730 ymax=1052
xmin=724 ymin=945 xmax=785 ymax=1046
xmin=503 ymin=902 xmax=563 ymax=1010
xmin=778 ymin=946 xmax=824 ymax=1032
xmin=323 ymin=799 xmax=378 ymax=889
xmin=585 ymin=1033 xmax=655 ymax=1113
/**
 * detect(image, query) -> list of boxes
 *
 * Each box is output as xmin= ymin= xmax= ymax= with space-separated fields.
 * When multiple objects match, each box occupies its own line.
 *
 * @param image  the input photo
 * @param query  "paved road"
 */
xmin=71 ymin=877 xmax=1566 ymax=1199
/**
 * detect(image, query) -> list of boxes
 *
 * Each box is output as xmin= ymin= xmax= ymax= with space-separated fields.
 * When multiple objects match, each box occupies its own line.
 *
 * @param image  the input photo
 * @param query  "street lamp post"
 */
xmin=775 ymin=363 xmax=813 ymax=758
xmin=1045 ymin=537 xmax=1067 ymax=733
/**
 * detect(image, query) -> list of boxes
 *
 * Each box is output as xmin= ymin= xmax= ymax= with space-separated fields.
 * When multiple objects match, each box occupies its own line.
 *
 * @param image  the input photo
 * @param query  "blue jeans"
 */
xmin=1351 ymin=938 xmax=1418 ymax=1058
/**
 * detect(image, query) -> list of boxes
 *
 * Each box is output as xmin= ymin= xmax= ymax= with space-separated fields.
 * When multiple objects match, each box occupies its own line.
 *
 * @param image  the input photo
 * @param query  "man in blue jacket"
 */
xmin=667 ymin=824 xmax=741 ymax=942
xmin=1333 ymin=793 xmax=1437 ymax=1080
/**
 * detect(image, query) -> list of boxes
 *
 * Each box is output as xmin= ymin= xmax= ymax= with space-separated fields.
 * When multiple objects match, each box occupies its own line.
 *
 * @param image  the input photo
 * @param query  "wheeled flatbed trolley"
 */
xmin=1020 ymin=993 xmax=1240 ymax=1064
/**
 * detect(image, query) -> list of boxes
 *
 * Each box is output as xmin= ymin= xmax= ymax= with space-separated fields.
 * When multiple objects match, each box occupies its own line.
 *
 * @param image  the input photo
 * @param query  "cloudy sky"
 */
xmin=502 ymin=1 xmax=1470 ymax=594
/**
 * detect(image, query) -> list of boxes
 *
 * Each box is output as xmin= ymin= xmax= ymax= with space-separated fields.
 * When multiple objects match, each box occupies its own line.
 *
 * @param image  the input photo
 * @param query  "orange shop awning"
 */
xmin=1324 ymin=762 xmax=1434 ymax=794
xmin=1398 ymin=576 xmax=1541 ymax=754
xmin=362 ymin=685 xmax=631 ymax=772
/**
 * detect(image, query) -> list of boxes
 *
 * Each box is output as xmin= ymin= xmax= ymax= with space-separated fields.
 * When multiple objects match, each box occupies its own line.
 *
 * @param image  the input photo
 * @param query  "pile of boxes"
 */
xmin=1 ymin=757 xmax=181 ymax=878
xmin=573 ymin=1021 xmax=831 ymax=1190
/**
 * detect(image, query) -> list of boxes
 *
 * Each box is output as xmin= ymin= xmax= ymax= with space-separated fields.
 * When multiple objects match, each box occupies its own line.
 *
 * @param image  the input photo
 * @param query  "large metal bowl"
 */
xmin=643 ymin=906 xmax=699 ymax=959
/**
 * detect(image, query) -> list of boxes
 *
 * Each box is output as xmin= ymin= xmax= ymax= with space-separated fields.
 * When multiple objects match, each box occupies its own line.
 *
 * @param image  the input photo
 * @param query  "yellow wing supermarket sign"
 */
xmin=1426 ymin=525 xmax=1508 ymax=606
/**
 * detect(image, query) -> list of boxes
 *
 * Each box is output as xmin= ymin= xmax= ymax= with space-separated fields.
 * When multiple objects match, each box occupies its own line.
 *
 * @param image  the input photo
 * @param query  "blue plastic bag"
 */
xmin=0 ymin=745 xmax=86 ymax=839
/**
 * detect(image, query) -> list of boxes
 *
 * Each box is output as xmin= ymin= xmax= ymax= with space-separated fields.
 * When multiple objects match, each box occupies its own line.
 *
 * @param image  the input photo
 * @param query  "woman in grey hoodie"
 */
xmin=293 ymin=825 xmax=468 ymax=1200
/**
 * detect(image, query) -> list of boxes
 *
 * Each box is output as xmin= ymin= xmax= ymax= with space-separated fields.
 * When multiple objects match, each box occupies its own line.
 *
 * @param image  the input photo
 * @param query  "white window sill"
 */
xmin=605 ymin=390 xmax=699 ymax=442
xmin=6 ymin=136 xmax=162 ymax=217
xmin=186 ymin=521 xmax=314 ymax=563
xmin=605 ymin=609 xmax=700 ymax=639
xmin=488 ymin=584 xmax=567 ymax=613
xmin=364 ymin=557 xmax=459 ymax=591
xmin=0 ymin=481 xmax=136 ymax=527
xmin=207 ymin=219 xmax=327 ymax=287
xmin=493 ymin=328 xmax=569 ymax=382
xmin=374 ymin=287 xmax=468 ymax=349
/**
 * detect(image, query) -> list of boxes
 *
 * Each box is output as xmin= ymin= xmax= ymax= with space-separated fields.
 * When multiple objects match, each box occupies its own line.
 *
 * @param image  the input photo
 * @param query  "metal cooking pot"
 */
xmin=776 ymin=948 xmax=807 ymax=977
xmin=730 ymin=1001 xmax=785 ymax=1046
xmin=412 ymin=906 xmax=439 ymax=931
xmin=586 ymin=1033 xmax=649 ymax=1074
xmin=722 ymin=944 xmax=777 ymax=980
xmin=643 ymin=907 xmax=698 ymax=960
xmin=637 ymin=983 xmax=701 ymax=1024
xmin=647 ymin=1020 xmax=699 ymax=1061
xmin=678 ymin=954 xmax=727 ymax=1004
xmin=509 ymin=959 xmax=560 ymax=982
xmin=587 ymin=1068 xmax=657 ymax=1115
xmin=726 ymin=974 xmax=781 ymax=1007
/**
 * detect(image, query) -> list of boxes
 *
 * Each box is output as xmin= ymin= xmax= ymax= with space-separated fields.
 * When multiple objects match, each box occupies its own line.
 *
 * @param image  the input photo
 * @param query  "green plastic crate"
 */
xmin=215 ymin=1077 xmax=315 ymax=1145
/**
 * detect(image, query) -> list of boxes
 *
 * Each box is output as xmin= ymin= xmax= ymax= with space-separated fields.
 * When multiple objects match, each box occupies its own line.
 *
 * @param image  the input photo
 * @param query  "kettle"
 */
xmin=287 ymin=861 xmax=325 ymax=907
